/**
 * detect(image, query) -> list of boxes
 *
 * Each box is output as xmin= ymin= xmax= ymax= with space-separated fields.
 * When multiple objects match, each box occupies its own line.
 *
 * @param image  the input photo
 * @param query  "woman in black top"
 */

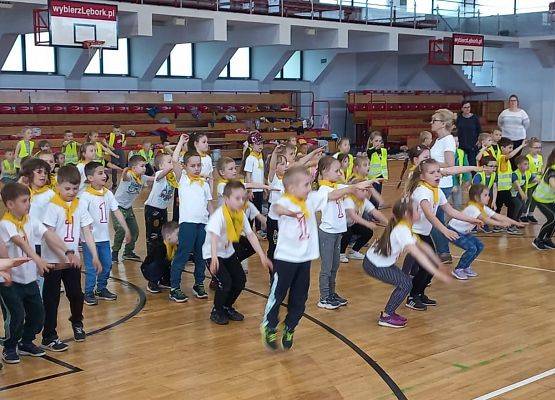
xmin=455 ymin=101 xmax=481 ymax=166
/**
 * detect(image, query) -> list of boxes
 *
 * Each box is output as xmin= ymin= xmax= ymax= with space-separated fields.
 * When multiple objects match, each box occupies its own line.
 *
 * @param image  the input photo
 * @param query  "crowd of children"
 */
xmin=0 ymin=108 xmax=553 ymax=368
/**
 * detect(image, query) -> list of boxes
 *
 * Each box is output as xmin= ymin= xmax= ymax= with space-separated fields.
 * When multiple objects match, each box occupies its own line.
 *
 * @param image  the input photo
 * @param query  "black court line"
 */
xmin=0 ymin=276 xmax=146 ymax=392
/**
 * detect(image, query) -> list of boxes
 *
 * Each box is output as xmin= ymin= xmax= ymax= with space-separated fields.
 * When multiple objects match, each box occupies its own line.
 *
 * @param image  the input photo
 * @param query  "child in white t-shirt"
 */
xmin=448 ymin=184 xmax=524 ymax=280
xmin=189 ymin=132 xmax=213 ymax=190
xmin=169 ymin=135 xmax=214 ymax=303
xmin=41 ymin=165 xmax=102 ymax=352
xmin=80 ymin=162 xmax=131 ymax=305
xmin=75 ymin=142 xmax=97 ymax=196
xmin=364 ymin=199 xmax=450 ymax=328
xmin=203 ymin=180 xmax=271 ymax=325
xmin=242 ymin=132 xmax=266 ymax=234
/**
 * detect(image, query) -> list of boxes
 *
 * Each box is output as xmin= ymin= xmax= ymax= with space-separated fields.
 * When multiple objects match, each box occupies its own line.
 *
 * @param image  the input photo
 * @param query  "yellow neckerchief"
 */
xmin=250 ymin=149 xmax=264 ymax=168
xmin=164 ymin=241 xmax=177 ymax=261
xmin=49 ymin=173 xmax=57 ymax=189
xmin=187 ymin=174 xmax=205 ymax=186
xmin=30 ymin=185 xmax=50 ymax=198
xmin=198 ymin=151 xmax=208 ymax=158
xmin=129 ymin=170 xmax=142 ymax=185
xmin=2 ymin=211 xmax=28 ymax=239
xmin=419 ymin=180 xmax=439 ymax=204
xmin=499 ymin=155 xmax=510 ymax=173
xmin=85 ymin=185 xmax=108 ymax=196
xmin=348 ymin=195 xmax=365 ymax=213
xmin=468 ymin=201 xmax=487 ymax=218
xmin=318 ymin=180 xmax=338 ymax=189
xmin=282 ymin=192 xmax=310 ymax=219
xmin=222 ymin=204 xmax=244 ymax=243
xmin=50 ymin=192 xmax=79 ymax=222
xmin=351 ymin=172 xmax=366 ymax=181
xmin=396 ymin=219 xmax=414 ymax=232
xmin=166 ymin=171 xmax=179 ymax=189
xmin=409 ymin=164 xmax=416 ymax=172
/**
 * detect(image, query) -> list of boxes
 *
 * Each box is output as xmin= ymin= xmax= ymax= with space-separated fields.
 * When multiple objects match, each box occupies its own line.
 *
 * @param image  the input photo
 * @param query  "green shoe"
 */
xmin=281 ymin=326 xmax=295 ymax=350
xmin=261 ymin=325 xmax=278 ymax=351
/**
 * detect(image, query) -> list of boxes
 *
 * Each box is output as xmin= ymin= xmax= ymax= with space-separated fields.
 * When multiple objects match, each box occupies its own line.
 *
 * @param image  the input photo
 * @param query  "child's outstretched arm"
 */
xmin=370 ymin=208 xmax=388 ymax=225
xmin=407 ymin=243 xmax=451 ymax=283
xmin=106 ymin=162 xmax=123 ymax=171
xmin=346 ymin=208 xmax=376 ymax=230
xmin=441 ymin=165 xmax=482 ymax=176
xmin=267 ymin=145 xmax=280 ymax=182
xmin=442 ymin=202 xmax=483 ymax=227
xmin=508 ymin=140 xmax=528 ymax=159
xmin=328 ymin=180 xmax=376 ymax=201
xmin=172 ymin=134 xmax=188 ymax=180
xmin=420 ymin=200 xmax=459 ymax=241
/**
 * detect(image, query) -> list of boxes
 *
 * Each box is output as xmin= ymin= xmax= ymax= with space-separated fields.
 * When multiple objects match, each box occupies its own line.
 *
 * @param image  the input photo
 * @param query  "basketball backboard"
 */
xmin=452 ymin=33 xmax=484 ymax=66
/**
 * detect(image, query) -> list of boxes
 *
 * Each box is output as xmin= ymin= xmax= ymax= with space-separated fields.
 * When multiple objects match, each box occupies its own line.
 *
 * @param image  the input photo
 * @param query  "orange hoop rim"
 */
xmin=82 ymin=40 xmax=106 ymax=49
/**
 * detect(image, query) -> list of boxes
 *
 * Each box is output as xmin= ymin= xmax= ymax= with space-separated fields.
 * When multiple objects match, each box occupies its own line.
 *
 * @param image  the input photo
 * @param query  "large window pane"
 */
xmin=1 ymin=36 xmax=23 ymax=72
xmin=229 ymin=47 xmax=250 ymax=78
xmin=169 ymin=43 xmax=193 ymax=77
xmin=102 ymin=38 xmax=128 ymax=75
xmin=24 ymin=33 xmax=55 ymax=73
xmin=282 ymin=51 xmax=301 ymax=79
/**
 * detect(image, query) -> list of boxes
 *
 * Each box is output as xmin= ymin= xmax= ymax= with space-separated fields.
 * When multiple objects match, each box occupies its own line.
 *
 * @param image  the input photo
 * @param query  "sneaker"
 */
xmin=2 ymin=348 xmax=20 ymax=364
xmin=480 ymin=225 xmax=492 ymax=233
xmin=192 ymin=284 xmax=208 ymax=299
xmin=451 ymin=269 xmax=468 ymax=280
xmin=520 ymin=215 xmax=529 ymax=223
xmin=261 ymin=325 xmax=278 ymax=351
xmin=378 ymin=312 xmax=406 ymax=328
xmin=147 ymin=281 xmax=161 ymax=293
xmin=420 ymin=294 xmax=437 ymax=306
xmin=331 ymin=292 xmax=348 ymax=306
xmin=122 ymin=252 xmax=142 ymax=262
xmin=210 ymin=309 xmax=229 ymax=325
xmin=18 ymin=342 xmax=46 ymax=357
xmin=169 ymin=288 xmax=189 ymax=302
xmin=41 ymin=339 xmax=69 ymax=352
xmin=348 ymin=250 xmax=365 ymax=260
xmin=111 ymin=251 xmax=119 ymax=263
xmin=317 ymin=296 xmax=341 ymax=310
xmin=281 ymin=326 xmax=295 ymax=350
xmin=439 ymin=253 xmax=452 ymax=264
xmin=158 ymin=281 xmax=171 ymax=289
xmin=543 ymin=239 xmax=555 ymax=250
xmin=405 ymin=296 xmax=427 ymax=311
xmin=528 ymin=215 xmax=539 ymax=223
xmin=84 ymin=293 xmax=98 ymax=306
xmin=532 ymin=239 xmax=548 ymax=250
xmin=72 ymin=325 xmax=86 ymax=342
xmin=257 ymin=230 xmax=267 ymax=240
xmin=95 ymin=288 xmax=117 ymax=301
xmin=492 ymin=226 xmax=504 ymax=233
xmin=464 ymin=267 xmax=479 ymax=277
xmin=392 ymin=312 xmax=407 ymax=323
xmin=224 ymin=306 xmax=244 ymax=321
xmin=507 ymin=226 xmax=523 ymax=235
xmin=339 ymin=253 xmax=349 ymax=263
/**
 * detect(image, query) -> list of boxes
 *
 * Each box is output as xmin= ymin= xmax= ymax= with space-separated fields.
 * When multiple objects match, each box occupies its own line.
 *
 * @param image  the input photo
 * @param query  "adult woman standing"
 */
xmin=455 ymin=101 xmax=481 ymax=166
xmin=498 ymin=94 xmax=530 ymax=150
xmin=429 ymin=109 xmax=457 ymax=264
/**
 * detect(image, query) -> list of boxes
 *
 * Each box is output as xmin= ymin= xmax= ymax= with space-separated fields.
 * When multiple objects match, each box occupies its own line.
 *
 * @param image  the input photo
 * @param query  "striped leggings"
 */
xmin=536 ymin=202 xmax=555 ymax=241
xmin=363 ymin=258 xmax=412 ymax=315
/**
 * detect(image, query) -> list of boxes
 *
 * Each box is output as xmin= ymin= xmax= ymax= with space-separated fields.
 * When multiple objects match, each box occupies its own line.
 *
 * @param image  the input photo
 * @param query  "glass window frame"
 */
xmin=1 ymin=34 xmax=57 ymax=75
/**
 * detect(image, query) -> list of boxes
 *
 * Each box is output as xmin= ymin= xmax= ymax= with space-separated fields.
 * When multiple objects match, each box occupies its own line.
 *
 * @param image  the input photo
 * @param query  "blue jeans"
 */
xmin=170 ymin=222 xmax=206 ymax=289
xmin=452 ymin=233 xmax=484 ymax=270
xmin=84 ymin=241 xmax=113 ymax=294
xmin=431 ymin=186 xmax=453 ymax=255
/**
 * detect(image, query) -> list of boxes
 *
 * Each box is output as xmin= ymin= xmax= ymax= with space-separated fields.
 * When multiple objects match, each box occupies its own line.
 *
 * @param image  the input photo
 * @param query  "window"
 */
xmin=85 ymin=38 xmax=129 ymax=75
xmin=219 ymin=47 xmax=250 ymax=79
xmin=156 ymin=43 xmax=193 ymax=77
xmin=275 ymin=51 xmax=302 ymax=80
xmin=1 ymin=34 xmax=56 ymax=73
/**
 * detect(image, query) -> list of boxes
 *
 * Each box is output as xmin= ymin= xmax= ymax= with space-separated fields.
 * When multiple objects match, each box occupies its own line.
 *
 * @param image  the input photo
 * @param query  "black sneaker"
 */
xmin=18 ymin=342 xmax=46 ymax=357
xmin=123 ymin=252 xmax=142 ymax=262
xmin=169 ymin=288 xmax=188 ymax=303
xmin=192 ymin=284 xmax=208 ymax=299
xmin=543 ymin=239 xmax=555 ymax=250
xmin=95 ymin=288 xmax=117 ymax=301
xmin=520 ymin=215 xmax=529 ymax=223
xmin=331 ymin=293 xmax=348 ymax=307
xmin=72 ymin=325 xmax=86 ymax=342
xmin=224 ymin=306 xmax=244 ymax=321
xmin=2 ymin=348 xmax=20 ymax=364
xmin=158 ymin=280 xmax=171 ymax=289
xmin=317 ymin=296 xmax=341 ymax=310
xmin=420 ymin=294 xmax=437 ymax=306
xmin=281 ymin=326 xmax=295 ymax=350
xmin=111 ymin=251 xmax=119 ymax=263
xmin=147 ymin=281 xmax=161 ymax=293
xmin=533 ymin=239 xmax=549 ymax=250
xmin=41 ymin=339 xmax=69 ymax=352
xmin=210 ymin=309 xmax=229 ymax=325
xmin=507 ymin=226 xmax=523 ymax=235
xmin=405 ymin=296 xmax=427 ymax=311
xmin=528 ymin=215 xmax=539 ymax=224
xmin=261 ymin=325 xmax=278 ymax=351
xmin=84 ymin=293 xmax=98 ymax=306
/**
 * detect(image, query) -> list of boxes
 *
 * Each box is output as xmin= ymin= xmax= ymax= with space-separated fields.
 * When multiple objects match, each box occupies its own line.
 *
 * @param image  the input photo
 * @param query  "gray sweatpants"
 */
xmin=318 ymin=229 xmax=343 ymax=299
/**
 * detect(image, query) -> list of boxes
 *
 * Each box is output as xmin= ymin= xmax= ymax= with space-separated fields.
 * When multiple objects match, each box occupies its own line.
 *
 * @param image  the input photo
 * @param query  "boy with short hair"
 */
xmin=41 ymin=166 xmax=102 ymax=352
xmin=0 ymin=182 xmax=80 ymax=362
xmin=112 ymin=155 xmax=154 ymax=263
xmin=495 ymin=138 xmax=527 ymax=225
xmin=62 ymin=130 xmax=79 ymax=166
xmin=509 ymin=155 xmax=537 ymax=234
xmin=36 ymin=140 xmax=51 ymax=154
xmin=80 ymin=162 xmax=131 ymax=306
xmin=1 ymin=149 xmax=17 ymax=184
xmin=141 ymin=221 xmax=177 ymax=293
xmin=137 ymin=142 xmax=155 ymax=176
xmin=473 ymin=155 xmax=498 ymax=233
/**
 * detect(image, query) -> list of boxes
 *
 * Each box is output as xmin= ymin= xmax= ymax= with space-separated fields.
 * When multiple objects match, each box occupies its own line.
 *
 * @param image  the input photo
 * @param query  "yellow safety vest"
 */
xmin=1 ymin=159 xmax=16 ymax=179
xmin=17 ymin=140 xmax=34 ymax=159
xmin=476 ymin=172 xmax=496 ymax=189
xmin=526 ymin=153 xmax=543 ymax=189
xmin=511 ymin=169 xmax=529 ymax=196
xmin=139 ymin=149 xmax=154 ymax=163
xmin=108 ymin=132 xmax=126 ymax=148
xmin=532 ymin=166 xmax=555 ymax=204
xmin=488 ymin=144 xmax=501 ymax=161
xmin=368 ymin=148 xmax=388 ymax=180
xmin=94 ymin=142 xmax=104 ymax=163
xmin=63 ymin=141 xmax=79 ymax=165
xmin=497 ymin=160 xmax=513 ymax=191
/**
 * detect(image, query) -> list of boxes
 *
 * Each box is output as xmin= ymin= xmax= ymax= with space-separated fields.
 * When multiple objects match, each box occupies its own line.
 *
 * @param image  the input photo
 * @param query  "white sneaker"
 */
xmin=451 ymin=269 xmax=468 ymax=280
xmin=348 ymin=250 xmax=365 ymax=260
xmin=464 ymin=267 xmax=478 ymax=277
xmin=340 ymin=254 xmax=349 ymax=263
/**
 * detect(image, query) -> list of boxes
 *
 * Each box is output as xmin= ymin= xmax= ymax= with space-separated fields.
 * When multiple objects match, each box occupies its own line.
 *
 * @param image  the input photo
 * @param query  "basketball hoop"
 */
xmin=83 ymin=40 xmax=105 ymax=58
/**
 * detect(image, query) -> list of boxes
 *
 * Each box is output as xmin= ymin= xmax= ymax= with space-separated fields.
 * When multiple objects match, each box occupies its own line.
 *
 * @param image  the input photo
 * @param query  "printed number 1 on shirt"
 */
xmin=64 ymin=217 xmax=75 ymax=242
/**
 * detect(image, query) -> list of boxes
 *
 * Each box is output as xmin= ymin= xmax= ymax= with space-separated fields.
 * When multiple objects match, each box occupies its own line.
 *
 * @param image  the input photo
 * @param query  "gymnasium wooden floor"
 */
xmin=1 ymin=161 xmax=554 ymax=400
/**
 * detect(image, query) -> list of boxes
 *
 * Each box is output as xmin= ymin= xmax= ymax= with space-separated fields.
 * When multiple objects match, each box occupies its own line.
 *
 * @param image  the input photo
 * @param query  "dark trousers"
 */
xmin=403 ymin=234 xmax=434 ymax=298
xmin=233 ymin=236 xmax=255 ymax=262
xmin=170 ymin=222 xmax=206 ymax=288
xmin=262 ymin=260 xmax=310 ymax=331
xmin=524 ymin=186 xmax=537 ymax=216
xmin=536 ymin=202 xmax=555 ymax=240
xmin=210 ymin=255 xmax=246 ymax=312
xmin=266 ymin=216 xmax=278 ymax=261
xmin=340 ymin=223 xmax=373 ymax=253
xmin=463 ymin=147 xmax=478 ymax=167
xmin=370 ymin=182 xmax=383 ymax=208
xmin=362 ymin=259 xmax=412 ymax=315
xmin=496 ymin=190 xmax=513 ymax=217
xmin=0 ymin=282 xmax=44 ymax=349
xmin=111 ymin=149 xmax=126 ymax=186
xmin=511 ymin=194 xmax=524 ymax=221
xmin=252 ymin=191 xmax=264 ymax=231
xmin=42 ymin=268 xmax=84 ymax=342
xmin=172 ymin=191 xmax=180 ymax=222
xmin=145 ymin=205 xmax=168 ymax=252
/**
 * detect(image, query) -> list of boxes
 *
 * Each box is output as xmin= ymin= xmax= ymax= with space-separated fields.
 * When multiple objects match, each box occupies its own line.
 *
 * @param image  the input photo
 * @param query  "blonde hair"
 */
xmin=366 ymin=131 xmax=383 ymax=150
xmin=419 ymin=131 xmax=432 ymax=144
xmin=432 ymin=109 xmax=455 ymax=131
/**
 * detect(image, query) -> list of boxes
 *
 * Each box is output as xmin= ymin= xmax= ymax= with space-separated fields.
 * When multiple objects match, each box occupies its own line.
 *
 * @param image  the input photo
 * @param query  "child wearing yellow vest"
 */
xmin=333 ymin=137 xmax=354 ymax=182
xmin=14 ymin=128 xmax=35 ymax=169
xmin=509 ymin=156 xmax=538 ymax=234
xmin=532 ymin=149 xmax=555 ymax=250
xmin=1 ymin=149 xmax=17 ymax=184
xmin=522 ymin=138 xmax=544 ymax=223
xmin=451 ymin=136 xmax=472 ymax=210
xmin=62 ymin=130 xmax=79 ymax=165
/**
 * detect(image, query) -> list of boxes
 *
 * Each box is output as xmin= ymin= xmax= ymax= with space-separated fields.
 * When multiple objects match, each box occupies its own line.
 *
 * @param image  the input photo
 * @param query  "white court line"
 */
xmin=452 ymin=256 xmax=555 ymax=274
xmin=473 ymin=368 xmax=555 ymax=400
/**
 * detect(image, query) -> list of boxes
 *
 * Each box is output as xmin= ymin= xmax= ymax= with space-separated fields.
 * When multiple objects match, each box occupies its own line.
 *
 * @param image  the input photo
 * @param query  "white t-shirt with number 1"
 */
xmin=79 ymin=190 xmax=120 ymax=242
xmin=317 ymin=185 xmax=348 ymax=234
